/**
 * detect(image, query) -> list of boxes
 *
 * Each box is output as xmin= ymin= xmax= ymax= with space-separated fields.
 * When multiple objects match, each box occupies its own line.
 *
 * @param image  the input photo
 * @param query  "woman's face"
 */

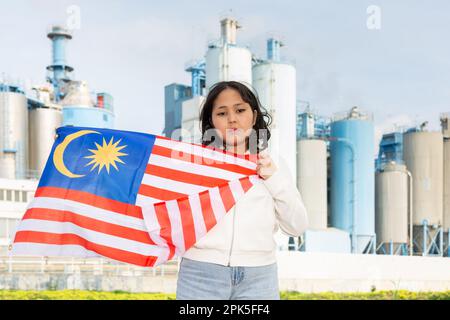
xmin=211 ymin=88 xmax=257 ymax=149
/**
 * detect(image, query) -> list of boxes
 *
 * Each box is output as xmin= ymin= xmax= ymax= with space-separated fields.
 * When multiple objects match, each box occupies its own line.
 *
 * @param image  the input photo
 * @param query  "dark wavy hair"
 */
xmin=199 ymin=81 xmax=272 ymax=153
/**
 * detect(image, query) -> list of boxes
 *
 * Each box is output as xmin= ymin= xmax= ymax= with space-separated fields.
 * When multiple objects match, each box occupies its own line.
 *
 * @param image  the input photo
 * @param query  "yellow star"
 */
xmin=84 ymin=137 xmax=128 ymax=174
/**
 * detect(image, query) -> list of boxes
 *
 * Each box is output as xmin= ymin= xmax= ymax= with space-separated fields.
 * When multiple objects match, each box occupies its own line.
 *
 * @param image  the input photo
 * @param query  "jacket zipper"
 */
xmin=227 ymin=206 xmax=236 ymax=266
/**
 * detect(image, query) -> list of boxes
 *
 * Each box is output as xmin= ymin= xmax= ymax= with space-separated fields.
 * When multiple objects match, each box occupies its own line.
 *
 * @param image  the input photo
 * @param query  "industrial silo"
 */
xmin=29 ymin=104 xmax=62 ymax=176
xmin=403 ymin=128 xmax=444 ymax=255
xmin=61 ymin=81 xmax=114 ymax=128
xmin=252 ymin=38 xmax=297 ymax=179
xmin=330 ymin=106 xmax=375 ymax=253
xmin=444 ymin=138 xmax=450 ymax=256
xmin=297 ymin=139 xmax=327 ymax=230
xmin=205 ymin=18 xmax=252 ymax=90
xmin=440 ymin=114 xmax=450 ymax=256
xmin=375 ymin=162 xmax=411 ymax=255
xmin=0 ymin=84 xmax=28 ymax=179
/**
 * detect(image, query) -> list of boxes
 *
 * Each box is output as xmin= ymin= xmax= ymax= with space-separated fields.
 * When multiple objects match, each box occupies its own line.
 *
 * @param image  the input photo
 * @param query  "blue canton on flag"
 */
xmin=39 ymin=126 xmax=155 ymax=204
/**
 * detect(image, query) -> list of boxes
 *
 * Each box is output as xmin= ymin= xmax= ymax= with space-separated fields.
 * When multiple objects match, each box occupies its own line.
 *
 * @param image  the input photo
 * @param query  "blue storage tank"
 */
xmin=330 ymin=107 xmax=375 ymax=253
xmin=63 ymin=106 xmax=114 ymax=128
xmin=61 ymin=81 xmax=114 ymax=128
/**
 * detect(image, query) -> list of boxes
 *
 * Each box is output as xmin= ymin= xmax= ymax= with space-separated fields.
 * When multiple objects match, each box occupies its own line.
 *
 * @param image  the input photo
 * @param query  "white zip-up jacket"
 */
xmin=182 ymin=156 xmax=309 ymax=267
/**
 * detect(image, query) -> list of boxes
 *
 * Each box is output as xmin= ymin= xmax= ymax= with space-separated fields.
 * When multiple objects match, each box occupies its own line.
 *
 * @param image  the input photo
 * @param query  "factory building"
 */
xmin=1 ymin=16 xmax=449 ymax=261
xmin=0 ymin=25 xmax=115 ymax=253
xmin=162 ymin=16 xmax=450 ymax=257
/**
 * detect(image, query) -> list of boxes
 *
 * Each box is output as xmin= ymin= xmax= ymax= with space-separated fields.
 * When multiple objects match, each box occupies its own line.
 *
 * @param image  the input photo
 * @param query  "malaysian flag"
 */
xmin=11 ymin=126 xmax=261 ymax=267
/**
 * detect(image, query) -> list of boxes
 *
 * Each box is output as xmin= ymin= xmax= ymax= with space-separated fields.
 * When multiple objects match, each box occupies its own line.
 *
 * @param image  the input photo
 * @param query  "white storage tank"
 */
xmin=29 ymin=104 xmax=62 ymax=176
xmin=442 ymin=114 xmax=450 ymax=231
xmin=0 ymin=87 xmax=28 ymax=179
xmin=181 ymin=96 xmax=205 ymax=143
xmin=444 ymin=138 xmax=450 ymax=230
xmin=403 ymin=130 xmax=444 ymax=226
xmin=252 ymin=38 xmax=297 ymax=179
xmin=205 ymin=18 xmax=252 ymax=90
xmin=297 ymin=139 xmax=327 ymax=230
xmin=375 ymin=162 xmax=409 ymax=245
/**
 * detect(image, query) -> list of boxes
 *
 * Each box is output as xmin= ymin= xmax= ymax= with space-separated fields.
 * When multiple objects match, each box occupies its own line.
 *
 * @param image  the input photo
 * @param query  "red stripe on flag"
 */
xmin=154 ymin=203 xmax=176 ymax=260
xmin=239 ymin=176 xmax=254 ymax=193
xmin=198 ymin=191 xmax=217 ymax=232
xmin=13 ymin=231 xmax=158 ymax=267
xmin=35 ymin=187 xmax=143 ymax=219
xmin=154 ymin=135 xmax=174 ymax=141
xmin=23 ymin=208 xmax=156 ymax=245
xmin=145 ymin=164 xmax=228 ymax=187
xmin=138 ymin=184 xmax=187 ymax=201
xmin=151 ymin=145 xmax=256 ymax=176
xmin=219 ymin=184 xmax=235 ymax=213
xmin=176 ymin=198 xmax=196 ymax=250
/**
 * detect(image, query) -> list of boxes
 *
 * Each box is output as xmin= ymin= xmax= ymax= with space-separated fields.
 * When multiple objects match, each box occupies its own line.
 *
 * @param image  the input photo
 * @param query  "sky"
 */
xmin=1 ymin=0 xmax=449 ymax=155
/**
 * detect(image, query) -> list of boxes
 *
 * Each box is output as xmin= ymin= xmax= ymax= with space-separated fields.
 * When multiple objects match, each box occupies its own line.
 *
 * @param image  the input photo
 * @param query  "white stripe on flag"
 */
xmin=229 ymin=179 xmax=245 ymax=202
xmin=148 ymin=154 xmax=245 ymax=181
xmin=141 ymin=174 xmax=209 ymax=196
xmin=135 ymin=194 xmax=163 ymax=207
xmin=154 ymin=138 xmax=256 ymax=170
xmin=249 ymin=174 xmax=262 ymax=186
xmin=165 ymin=200 xmax=185 ymax=256
xmin=29 ymin=197 xmax=147 ymax=231
xmin=16 ymin=219 xmax=166 ymax=257
xmin=188 ymin=193 xmax=207 ymax=242
xmin=141 ymin=205 xmax=171 ymax=266
xmin=208 ymin=187 xmax=228 ymax=222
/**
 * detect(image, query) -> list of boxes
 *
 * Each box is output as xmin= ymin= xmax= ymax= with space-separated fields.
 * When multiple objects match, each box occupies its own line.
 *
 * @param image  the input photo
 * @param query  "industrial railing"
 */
xmin=0 ymin=256 xmax=180 ymax=277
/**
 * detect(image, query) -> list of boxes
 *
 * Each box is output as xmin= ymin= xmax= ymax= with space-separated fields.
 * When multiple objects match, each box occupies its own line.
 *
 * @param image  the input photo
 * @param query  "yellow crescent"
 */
xmin=53 ymin=130 xmax=101 ymax=178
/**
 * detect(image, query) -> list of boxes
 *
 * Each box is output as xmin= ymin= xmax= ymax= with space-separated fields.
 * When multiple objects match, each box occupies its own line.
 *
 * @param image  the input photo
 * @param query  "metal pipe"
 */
xmin=448 ymin=228 xmax=450 ymax=257
xmin=328 ymin=136 xmax=357 ymax=253
xmin=223 ymin=43 xmax=229 ymax=80
xmin=423 ymin=219 xmax=428 ymax=256
xmin=46 ymin=26 xmax=73 ymax=102
xmin=344 ymin=139 xmax=356 ymax=253
xmin=406 ymin=170 xmax=413 ymax=256
xmin=267 ymin=38 xmax=281 ymax=62
xmin=220 ymin=18 xmax=238 ymax=45
xmin=373 ymin=233 xmax=377 ymax=254
xmin=192 ymin=69 xmax=201 ymax=96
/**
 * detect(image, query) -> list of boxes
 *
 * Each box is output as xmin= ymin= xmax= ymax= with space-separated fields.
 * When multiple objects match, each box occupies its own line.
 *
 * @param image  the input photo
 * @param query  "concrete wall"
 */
xmin=277 ymin=251 xmax=450 ymax=292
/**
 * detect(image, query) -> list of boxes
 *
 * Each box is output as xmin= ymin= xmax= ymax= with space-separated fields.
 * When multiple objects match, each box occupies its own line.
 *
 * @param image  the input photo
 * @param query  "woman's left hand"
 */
xmin=256 ymin=151 xmax=277 ymax=180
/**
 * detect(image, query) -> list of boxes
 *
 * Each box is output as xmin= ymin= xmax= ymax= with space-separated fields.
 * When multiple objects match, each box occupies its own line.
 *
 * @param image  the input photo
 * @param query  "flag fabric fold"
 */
xmin=11 ymin=126 xmax=261 ymax=267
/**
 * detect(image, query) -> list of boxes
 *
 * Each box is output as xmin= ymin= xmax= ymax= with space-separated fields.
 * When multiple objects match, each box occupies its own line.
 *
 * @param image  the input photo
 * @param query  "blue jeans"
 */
xmin=176 ymin=258 xmax=280 ymax=300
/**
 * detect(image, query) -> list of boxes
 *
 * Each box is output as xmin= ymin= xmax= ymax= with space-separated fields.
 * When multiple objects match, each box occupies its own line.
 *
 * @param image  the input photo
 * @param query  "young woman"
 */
xmin=176 ymin=81 xmax=309 ymax=300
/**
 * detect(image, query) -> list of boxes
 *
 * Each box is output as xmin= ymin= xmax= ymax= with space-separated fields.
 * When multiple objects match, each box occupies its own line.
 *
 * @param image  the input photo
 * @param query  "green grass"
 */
xmin=280 ymin=290 xmax=450 ymax=300
xmin=0 ymin=290 xmax=176 ymax=300
xmin=0 ymin=290 xmax=449 ymax=300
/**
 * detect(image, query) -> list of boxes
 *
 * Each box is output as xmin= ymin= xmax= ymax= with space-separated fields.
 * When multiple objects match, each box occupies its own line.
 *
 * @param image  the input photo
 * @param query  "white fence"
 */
xmin=0 ymin=256 xmax=180 ymax=277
